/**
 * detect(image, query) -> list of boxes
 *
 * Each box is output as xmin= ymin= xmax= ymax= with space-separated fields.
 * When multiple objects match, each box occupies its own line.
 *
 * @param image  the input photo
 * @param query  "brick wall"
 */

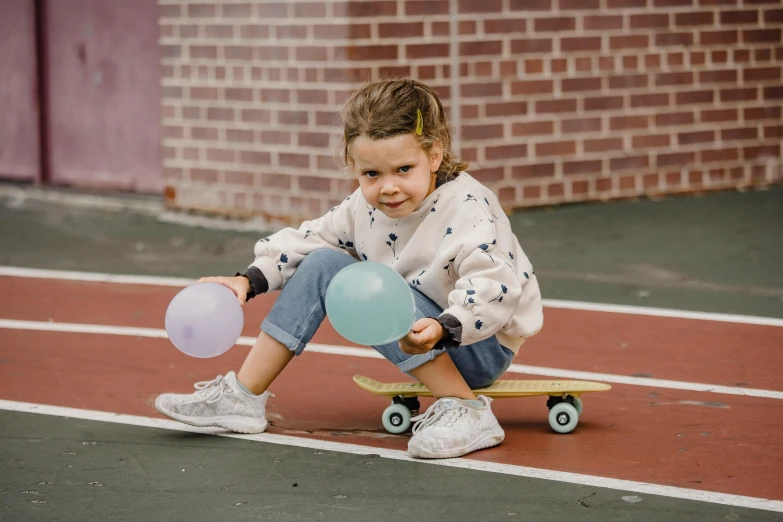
xmin=159 ymin=0 xmax=782 ymax=224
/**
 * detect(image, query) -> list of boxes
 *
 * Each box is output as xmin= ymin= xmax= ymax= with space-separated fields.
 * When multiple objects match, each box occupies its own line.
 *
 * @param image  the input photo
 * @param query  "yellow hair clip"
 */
xmin=415 ymin=109 xmax=423 ymax=135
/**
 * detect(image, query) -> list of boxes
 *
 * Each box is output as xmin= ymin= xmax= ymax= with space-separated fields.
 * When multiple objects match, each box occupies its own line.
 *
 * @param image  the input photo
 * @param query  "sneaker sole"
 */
xmin=154 ymin=397 xmax=268 ymax=434
xmin=408 ymin=428 xmax=505 ymax=459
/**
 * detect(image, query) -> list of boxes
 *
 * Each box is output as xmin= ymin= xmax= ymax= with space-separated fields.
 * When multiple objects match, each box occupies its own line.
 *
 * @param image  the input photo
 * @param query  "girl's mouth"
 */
xmin=383 ymin=200 xmax=405 ymax=209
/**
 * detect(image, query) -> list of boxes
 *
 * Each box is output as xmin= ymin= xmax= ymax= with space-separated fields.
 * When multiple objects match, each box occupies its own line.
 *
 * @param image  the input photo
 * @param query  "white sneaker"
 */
xmin=408 ymin=395 xmax=504 ymax=459
xmin=154 ymin=371 xmax=270 ymax=434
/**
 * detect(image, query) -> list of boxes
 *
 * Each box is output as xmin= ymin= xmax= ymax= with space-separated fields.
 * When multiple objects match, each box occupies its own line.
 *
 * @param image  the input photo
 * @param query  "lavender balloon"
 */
xmin=165 ymin=282 xmax=244 ymax=358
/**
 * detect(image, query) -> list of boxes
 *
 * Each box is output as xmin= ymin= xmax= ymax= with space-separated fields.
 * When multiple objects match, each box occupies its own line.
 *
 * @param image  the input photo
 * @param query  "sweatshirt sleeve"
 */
xmin=248 ymin=194 xmax=359 ymax=291
xmin=441 ymin=237 xmax=524 ymax=345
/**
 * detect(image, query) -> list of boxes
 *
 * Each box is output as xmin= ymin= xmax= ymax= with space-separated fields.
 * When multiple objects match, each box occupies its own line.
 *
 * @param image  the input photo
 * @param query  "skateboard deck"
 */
xmin=353 ymin=375 xmax=611 ymax=399
xmin=353 ymin=375 xmax=611 ymax=434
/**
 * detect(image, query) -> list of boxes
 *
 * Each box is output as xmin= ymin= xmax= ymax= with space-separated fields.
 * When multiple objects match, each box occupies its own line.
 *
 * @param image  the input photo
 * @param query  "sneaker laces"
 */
xmin=193 ymin=375 xmax=231 ymax=404
xmin=411 ymin=399 xmax=468 ymax=434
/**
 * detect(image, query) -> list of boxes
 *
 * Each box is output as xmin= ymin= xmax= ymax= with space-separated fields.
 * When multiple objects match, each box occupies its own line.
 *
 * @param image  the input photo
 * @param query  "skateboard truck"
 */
xmin=392 ymin=395 xmax=420 ymax=417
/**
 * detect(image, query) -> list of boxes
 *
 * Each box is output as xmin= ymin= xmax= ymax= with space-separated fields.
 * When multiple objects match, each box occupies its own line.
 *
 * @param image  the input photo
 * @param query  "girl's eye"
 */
xmin=363 ymin=171 xmax=379 ymax=178
xmin=399 ymin=166 xmax=411 ymax=173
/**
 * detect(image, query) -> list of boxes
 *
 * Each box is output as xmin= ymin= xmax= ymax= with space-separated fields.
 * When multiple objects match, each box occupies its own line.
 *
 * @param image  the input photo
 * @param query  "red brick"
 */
xmin=406 ymin=44 xmax=449 ymax=59
xmin=691 ymin=51 xmax=706 ymax=65
xmin=584 ymin=15 xmax=623 ymax=30
xmin=509 ymin=0 xmax=552 ymax=10
xmin=609 ymin=74 xmax=648 ymax=89
xmin=340 ymin=0 xmax=397 ymax=16
xmin=547 ymin=183 xmax=565 ymax=198
xmin=226 ymin=46 xmax=253 ymax=61
xmin=511 ymin=38 xmax=553 ymax=54
xmin=699 ymin=69 xmax=737 ymax=83
xmin=240 ymin=151 xmax=271 ymax=165
xmin=299 ymin=175 xmax=330 ymax=192
xmin=379 ymin=65 xmax=411 ymax=77
xmin=563 ymin=160 xmax=602 ymax=175
xmin=275 ymin=25 xmax=306 ymax=39
xmin=223 ymin=3 xmax=252 ymax=18
xmin=607 ymin=0 xmax=647 ymax=6
xmin=190 ymin=168 xmax=218 ymax=183
xmin=485 ymin=19 xmax=528 ymax=33
xmin=630 ymin=14 xmax=670 ymax=28
xmin=610 ymin=115 xmax=650 ymax=130
xmin=562 ymin=77 xmax=602 ymax=92
xmin=511 ymin=80 xmax=554 ymax=95
xmin=536 ymin=99 xmax=578 ymax=113
xmin=632 ymin=134 xmax=670 ymax=148
xmin=743 ymin=67 xmax=781 ymax=82
xmin=206 ymin=107 xmax=234 ymax=121
xmin=720 ymin=88 xmax=758 ymax=102
xmin=190 ymin=45 xmax=217 ymax=59
xmin=511 ymin=121 xmax=555 ymax=136
xmin=712 ymin=50 xmax=729 ymax=63
xmin=462 ymin=82 xmax=503 ymax=97
xmin=610 ymin=35 xmax=649 ymax=50
xmin=584 ymin=138 xmax=624 ymax=153
xmin=572 ymin=180 xmax=590 ymax=195
xmin=744 ymin=144 xmax=780 ymax=160
xmin=720 ymin=10 xmax=759 ymax=24
xmin=562 ymin=118 xmax=602 ymax=134
xmin=188 ymin=4 xmax=215 ymax=17
xmin=701 ymin=108 xmax=738 ymax=122
xmin=584 ymin=96 xmax=624 ymax=111
xmin=513 ymin=163 xmax=555 ymax=179
xmin=656 ymin=112 xmax=696 ymax=126
xmin=765 ymin=86 xmax=783 ymax=99
xmin=379 ymin=22 xmax=424 ymax=38
xmin=656 ymin=33 xmax=694 ymax=46
xmin=242 ymin=109 xmax=270 ymax=123
xmin=472 ymin=168 xmax=505 ymax=183
xmin=560 ymin=0 xmax=599 ymax=8
xmin=675 ymin=90 xmax=714 ymax=105
xmin=486 ymin=102 xmax=528 ymax=116
xmin=260 ymin=131 xmax=291 ymax=145
xmin=460 ymin=0 xmax=502 ymax=12
xmin=561 ymin=37 xmax=602 ymax=52
xmin=721 ymin=127 xmax=758 ymax=141
xmin=743 ymin=29 xmax=781 ymax=43
xmin=764 ymin=125 xmax=783 ymax=138
xmin=656 ymin=72 xmax=694 ymax=86
xmin=676 ymin=11 xmax=715 ymax=25
xmin=340 ymin=45 xmax=397 ymax=61
xmin=600 ymin=57 xmax=616 ymax=70
xmin=257 ymin=3 xmax=288 ymax=17
xmin=744 ymin=106 xmax=782 ymax=120
xmin=610 ymin=155 xmax=649 ymax=170
xmin=463 ymin=124 xmax=504 ymax=140
xmin=226 ymin=129 xmax=253 ymax=143
xmin=534 ymin=17 xmax=576 ymax=31
xmin=205 ymin=25 xmax=234 ymax=39
xmin=536 ymin=141 xmax=576 ymax=157
xmin=764 ymin=9 xmax=783 ymax=23
xmin=461 ymin=41 xmax=503 ymax=56
xmin=323 ymin=67 xmax=372 ymax=83
xmin=678 ymin=130 xmax=715 ymax=145
xmin=755 ymin=48 xmax=772 ymax=62
xmin=406 ymin=0 xmax=449 ymax=15
xmin=701 ymin=30 xmax=738 ymax=45
xmin=655 ymin=0 xmax=694 ymax=5
xmin=280 ymin=153 xmax=310 ymax=168
xmin=486 ymin=144 xmax=528 ymax=160
xmin=701 ymin=148 xmax=739 ymax=163
xmin=241 ymin=25 xmax=270 ymax=39
xmin=630 ymin=93 xmax=670 ymax=107
xmin=550 ymin=59 xmax=567 ymax=73
xmin=657 ymin=152 xmax=695 ymax=167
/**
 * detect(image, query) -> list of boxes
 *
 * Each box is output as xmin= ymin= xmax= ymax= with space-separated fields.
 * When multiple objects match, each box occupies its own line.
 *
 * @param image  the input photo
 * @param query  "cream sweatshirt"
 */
xmin=249 ymin=172 xmax=543 ymax=354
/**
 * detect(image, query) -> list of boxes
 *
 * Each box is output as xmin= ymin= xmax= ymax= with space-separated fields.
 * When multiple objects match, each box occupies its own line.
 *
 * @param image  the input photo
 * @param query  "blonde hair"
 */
xmin=340 ymin=78 xmax=468 ymax=184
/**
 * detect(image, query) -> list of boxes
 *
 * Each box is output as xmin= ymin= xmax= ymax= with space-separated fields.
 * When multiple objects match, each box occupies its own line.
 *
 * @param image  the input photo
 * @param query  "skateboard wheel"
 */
xmin=382 ymin=403 xmax=412 ymax=434
xmin=572 ymin=397 xmax=583 ymax=416
xmin=548 ymin=402 xmax=579 ymax=434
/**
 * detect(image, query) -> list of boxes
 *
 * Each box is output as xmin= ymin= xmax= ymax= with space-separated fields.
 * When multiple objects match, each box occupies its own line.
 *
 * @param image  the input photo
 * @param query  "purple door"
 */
xmin=44 ymin=0 xmax=162 ymax=193
xmin=0 ymin=0 xmax=41 ymax=182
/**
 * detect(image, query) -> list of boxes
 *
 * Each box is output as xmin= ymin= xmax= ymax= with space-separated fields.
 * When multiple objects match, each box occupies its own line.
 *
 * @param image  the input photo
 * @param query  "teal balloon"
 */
xmin=326 ymin=261 xmax=416 ymax=346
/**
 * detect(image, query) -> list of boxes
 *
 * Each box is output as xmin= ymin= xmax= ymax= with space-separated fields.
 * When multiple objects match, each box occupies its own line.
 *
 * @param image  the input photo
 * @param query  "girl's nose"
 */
xmin=380 ymin=181 xmax=398 ymax=194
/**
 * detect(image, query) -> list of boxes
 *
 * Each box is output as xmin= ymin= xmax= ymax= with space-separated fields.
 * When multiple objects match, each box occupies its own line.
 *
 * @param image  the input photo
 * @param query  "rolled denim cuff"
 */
xmin=235 ymin=266 xmax=269 ymax=300
xmin=429 ymin=313 xmax=462 ymax=350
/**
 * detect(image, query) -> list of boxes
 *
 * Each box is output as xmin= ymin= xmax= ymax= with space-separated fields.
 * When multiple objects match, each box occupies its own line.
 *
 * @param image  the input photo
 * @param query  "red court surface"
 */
xmin=1 ymin=275 xmax=782 ymax=502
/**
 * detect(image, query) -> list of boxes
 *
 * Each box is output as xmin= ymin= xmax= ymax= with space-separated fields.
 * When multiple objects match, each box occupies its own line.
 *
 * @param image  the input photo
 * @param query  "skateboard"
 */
xmin=353 ymin=375 xmax=611 ymax=434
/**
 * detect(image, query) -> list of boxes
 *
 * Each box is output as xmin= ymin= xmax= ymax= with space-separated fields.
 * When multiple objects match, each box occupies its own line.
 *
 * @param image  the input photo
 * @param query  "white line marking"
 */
xmin=1 ymin=265 xmax=781 ymax=327
xmin=1 ymin=318 xmax=781 ymax=400
xmin=0 ymin=399 xmax=780 ymax=513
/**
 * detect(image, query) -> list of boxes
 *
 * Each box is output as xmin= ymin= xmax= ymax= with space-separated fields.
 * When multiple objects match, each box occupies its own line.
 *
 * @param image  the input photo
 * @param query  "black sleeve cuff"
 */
xmin=430 ymin=313 xmax=463 ymax=350
xmin=235 ymin=266 xmax=268 ymax=300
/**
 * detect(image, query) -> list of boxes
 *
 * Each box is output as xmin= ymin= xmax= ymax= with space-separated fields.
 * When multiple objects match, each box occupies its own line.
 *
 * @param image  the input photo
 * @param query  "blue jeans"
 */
xmin=261 ymin=249 xmax=515 ymax=389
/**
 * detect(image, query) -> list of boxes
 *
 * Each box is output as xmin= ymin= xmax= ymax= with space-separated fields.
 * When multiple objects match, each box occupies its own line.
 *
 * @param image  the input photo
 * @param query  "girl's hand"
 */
xmin=196 ymin=276 xmax=251 ymax=306
xmin=399 ymin=318 xmax=444 ymax=355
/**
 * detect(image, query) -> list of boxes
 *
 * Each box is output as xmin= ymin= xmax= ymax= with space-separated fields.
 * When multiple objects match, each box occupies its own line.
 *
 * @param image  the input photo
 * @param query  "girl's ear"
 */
xmin=429 ymin=140 xmax=444 ymax=173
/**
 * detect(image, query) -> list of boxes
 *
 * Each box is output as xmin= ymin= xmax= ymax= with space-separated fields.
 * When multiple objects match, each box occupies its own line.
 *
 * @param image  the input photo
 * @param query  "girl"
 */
xmin=156 ymin=79 xmax=543 ymax=459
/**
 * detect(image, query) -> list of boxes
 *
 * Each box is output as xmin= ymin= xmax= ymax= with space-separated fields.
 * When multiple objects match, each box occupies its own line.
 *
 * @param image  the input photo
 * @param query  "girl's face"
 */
xmin=349 ymin=133 xmax=443 ymax=219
